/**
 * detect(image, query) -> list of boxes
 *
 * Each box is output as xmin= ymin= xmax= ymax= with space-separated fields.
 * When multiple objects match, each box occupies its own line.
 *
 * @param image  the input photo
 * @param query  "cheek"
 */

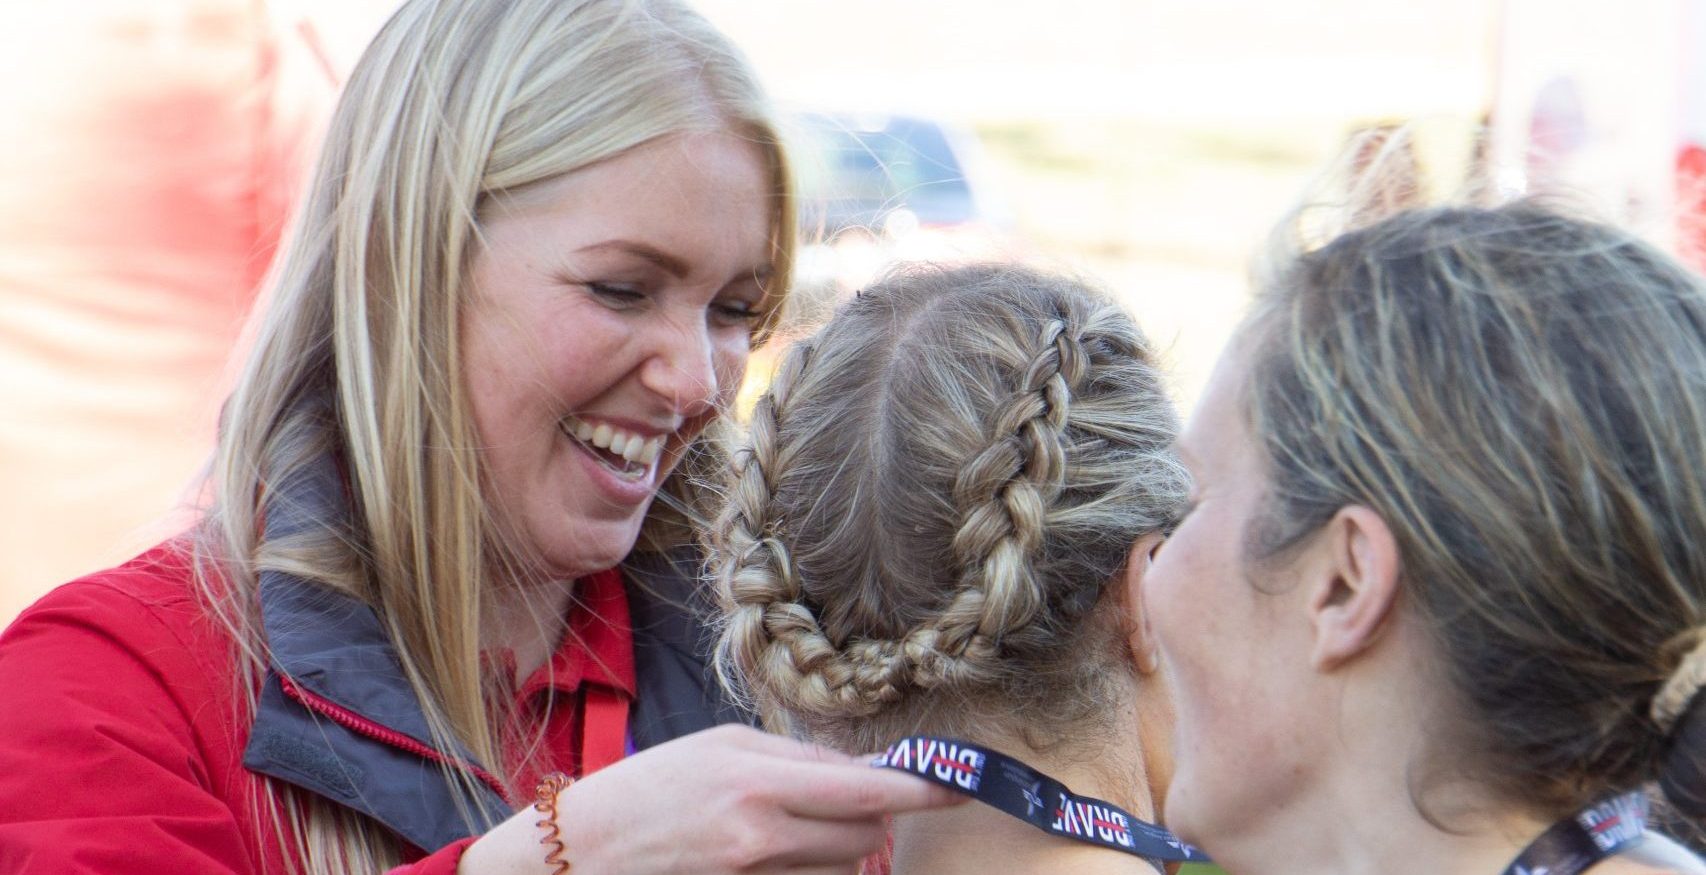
xmin=712 ymin=334 xmax=752 ymax=406
xmin=1146 ymin=538 xmax=1201 ymax=651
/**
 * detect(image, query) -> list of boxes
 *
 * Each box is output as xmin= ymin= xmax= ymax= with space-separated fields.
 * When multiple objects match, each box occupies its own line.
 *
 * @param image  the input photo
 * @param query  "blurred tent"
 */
xmin=1488 ymin=0 xmax=1688 ymax=247
xmin=0 ymin=1 xmax=394 ymax=620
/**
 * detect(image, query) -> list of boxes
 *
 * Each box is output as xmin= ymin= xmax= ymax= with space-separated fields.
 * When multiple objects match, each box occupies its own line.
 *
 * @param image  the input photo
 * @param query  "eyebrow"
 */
xmin=575 ymin=240 xmax=691 ymax=279
xmin=574 ymin=239 xmax=774 ymax=285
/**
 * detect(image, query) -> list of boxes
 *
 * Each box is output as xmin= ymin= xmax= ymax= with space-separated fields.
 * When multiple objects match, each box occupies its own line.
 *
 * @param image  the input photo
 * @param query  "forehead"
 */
xmin=482 ymin=131 xmax=776 ymax=272
xmin=1177 ymin=346 xmax=1260 ymax=479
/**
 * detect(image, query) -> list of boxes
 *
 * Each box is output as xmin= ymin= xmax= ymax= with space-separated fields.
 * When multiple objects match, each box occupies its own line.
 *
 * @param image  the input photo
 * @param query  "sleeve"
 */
xmin=387 ymin=837 xmax=478 ymax=875
xmin=0 ymin=584 xmax=254 ymax=873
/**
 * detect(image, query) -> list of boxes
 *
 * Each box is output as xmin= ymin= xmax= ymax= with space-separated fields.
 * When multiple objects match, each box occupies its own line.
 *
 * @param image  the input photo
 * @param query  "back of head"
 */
xmin=1244 ymin=199 xmax=1706 ymax=820
xmin=715 ymin=263 xmax=1186 ymax=753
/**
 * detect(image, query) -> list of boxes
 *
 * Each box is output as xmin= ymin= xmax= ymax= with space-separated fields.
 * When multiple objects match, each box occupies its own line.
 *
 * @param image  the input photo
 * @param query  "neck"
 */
xmin=481 ymin=574 xmax=578 ymax=684
xmin=1207 ymin=747 xmax=1552 ymax=875
xmin=890 ymin=732 xmax=1163 ymax=875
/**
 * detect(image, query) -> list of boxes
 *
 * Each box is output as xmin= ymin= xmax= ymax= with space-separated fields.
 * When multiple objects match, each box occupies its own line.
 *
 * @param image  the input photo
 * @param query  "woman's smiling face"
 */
xmin=462 ymin=131 xmax=774 ymax=579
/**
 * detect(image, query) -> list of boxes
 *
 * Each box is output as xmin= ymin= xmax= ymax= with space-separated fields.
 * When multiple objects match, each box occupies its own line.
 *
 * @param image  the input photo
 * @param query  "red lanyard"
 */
xmin=577 ymin=685 xmax=629 ymax=776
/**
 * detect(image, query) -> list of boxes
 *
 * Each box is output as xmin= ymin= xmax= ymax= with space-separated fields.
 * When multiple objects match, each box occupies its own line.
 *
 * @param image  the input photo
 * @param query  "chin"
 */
xmin=539 ymin=523 xmax=646 ymax=578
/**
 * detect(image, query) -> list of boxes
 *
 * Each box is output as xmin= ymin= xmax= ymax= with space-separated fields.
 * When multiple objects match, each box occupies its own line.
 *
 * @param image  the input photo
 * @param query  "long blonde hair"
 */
xmin=713 ymin=263 xmax=1186 ymax=754
xmin=192 ymin=0 xmax=793 ymax=870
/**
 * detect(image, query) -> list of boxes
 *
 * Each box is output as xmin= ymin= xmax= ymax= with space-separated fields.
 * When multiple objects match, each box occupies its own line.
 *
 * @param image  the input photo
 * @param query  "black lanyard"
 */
xmin=873 ymin=735 xmax=1210 ymax=867
xmin=1499 ymin=792 xmax=1648 ymax=875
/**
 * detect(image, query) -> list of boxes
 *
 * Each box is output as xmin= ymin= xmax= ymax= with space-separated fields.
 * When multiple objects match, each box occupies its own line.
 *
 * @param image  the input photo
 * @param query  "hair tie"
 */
xmin=1652 ymin=634 xmax=1706 ymax=735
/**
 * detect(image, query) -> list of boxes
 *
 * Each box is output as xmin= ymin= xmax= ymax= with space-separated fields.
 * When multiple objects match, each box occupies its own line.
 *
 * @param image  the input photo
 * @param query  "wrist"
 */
xmin=533 ymin=772 xmax=574 ymax=874
xmin=455 ymin=773 xmax=581 ymax=875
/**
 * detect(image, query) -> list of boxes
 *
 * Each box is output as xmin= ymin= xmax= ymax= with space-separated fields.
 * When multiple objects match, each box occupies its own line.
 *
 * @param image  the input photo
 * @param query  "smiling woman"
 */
xmin=463 ymin=132 xmax=774 ymax=586
xmin=0 ymin=1 xmax=962 ymax=873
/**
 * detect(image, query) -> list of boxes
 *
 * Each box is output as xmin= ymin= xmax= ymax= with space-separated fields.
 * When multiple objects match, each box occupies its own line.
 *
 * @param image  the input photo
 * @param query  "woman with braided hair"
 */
xmin=714 ymin=263 xmax=1189 ymax=875
xmin=1145 ymin=198 xmax=1706 ymax=875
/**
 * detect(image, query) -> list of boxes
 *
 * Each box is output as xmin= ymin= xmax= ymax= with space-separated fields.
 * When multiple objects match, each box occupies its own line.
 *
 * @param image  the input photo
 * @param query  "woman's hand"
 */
xmin=458 ymin=724 xmax=965 ymax=874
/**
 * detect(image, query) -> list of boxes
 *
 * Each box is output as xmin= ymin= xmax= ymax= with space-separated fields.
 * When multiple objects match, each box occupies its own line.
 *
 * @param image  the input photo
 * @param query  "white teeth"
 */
xmin=563 ymin=416 xmax=667 ymax=471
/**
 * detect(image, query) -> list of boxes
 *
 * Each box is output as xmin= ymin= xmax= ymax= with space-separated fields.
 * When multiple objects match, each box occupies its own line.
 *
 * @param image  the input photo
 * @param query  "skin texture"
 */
xmin=1140 ymin=351 xmax=1319 ymax=852
xmin=463 ymin=130 xmax=772 ymax=584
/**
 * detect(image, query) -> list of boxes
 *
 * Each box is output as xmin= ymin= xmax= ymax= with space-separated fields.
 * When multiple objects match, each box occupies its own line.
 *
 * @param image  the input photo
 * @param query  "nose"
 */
xmin=639 ymin=308 xmax=719 ymax=419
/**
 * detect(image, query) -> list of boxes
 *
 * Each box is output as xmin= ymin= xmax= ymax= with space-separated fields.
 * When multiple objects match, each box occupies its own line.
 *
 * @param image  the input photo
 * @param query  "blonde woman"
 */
xmin=714 ymin=263 xmax=1191 ymax=875
xmin=0 ymin=1 xmax=956 ymax=872
xmin=1147 ymin=201 xmax=1706 ymax=875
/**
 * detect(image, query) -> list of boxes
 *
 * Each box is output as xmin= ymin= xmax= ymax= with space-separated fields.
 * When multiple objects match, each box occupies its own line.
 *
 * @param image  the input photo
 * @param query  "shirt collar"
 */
xmin=516 ymin=566 xmax=637 ymax=702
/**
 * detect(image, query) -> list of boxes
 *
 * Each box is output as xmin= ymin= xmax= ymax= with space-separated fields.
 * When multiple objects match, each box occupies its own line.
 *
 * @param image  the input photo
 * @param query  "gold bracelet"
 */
xmin=533 ymin=771 xmax=574 ymax=874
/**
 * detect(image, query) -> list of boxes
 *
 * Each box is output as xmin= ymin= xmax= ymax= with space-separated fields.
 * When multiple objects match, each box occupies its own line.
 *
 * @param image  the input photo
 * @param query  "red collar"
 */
xmin=516 ymin=567 xmax=636 ymax=703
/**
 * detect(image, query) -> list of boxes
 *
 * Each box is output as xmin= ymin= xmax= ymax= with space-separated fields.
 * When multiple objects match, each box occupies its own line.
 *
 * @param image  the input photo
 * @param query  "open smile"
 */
xmin=559 ymin=416 xmax=665 ymax=482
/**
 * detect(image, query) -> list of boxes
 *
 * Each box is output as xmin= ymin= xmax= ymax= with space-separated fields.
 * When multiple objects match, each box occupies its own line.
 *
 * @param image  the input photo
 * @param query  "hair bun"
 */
xmin=1660 ymin=692 xmax=1706 ymax=818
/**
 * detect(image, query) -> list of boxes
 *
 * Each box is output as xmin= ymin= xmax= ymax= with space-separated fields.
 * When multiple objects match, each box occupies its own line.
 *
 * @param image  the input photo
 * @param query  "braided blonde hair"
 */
xmin=714 ymin=263 xmax=1186 ymax=752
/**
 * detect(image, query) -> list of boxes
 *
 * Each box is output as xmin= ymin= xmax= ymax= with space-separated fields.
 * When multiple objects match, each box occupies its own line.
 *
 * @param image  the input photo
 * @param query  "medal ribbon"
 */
xmin=873 ymin=735 xmax=1210 ymax=866
xmin=1499 ymin=792 xmax=1648 ymax=875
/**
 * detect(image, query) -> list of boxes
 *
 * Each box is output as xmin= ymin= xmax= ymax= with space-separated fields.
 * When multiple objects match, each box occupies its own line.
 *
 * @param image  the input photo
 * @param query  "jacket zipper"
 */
xmin=277 ymin=674 xmax=512 ymax=803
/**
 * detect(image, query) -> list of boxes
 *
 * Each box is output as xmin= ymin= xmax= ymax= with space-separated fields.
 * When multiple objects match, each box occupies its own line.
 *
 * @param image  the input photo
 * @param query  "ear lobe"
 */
xmin=1309 ymin=505 xmax=1401 ymax=671
xmin=1122 ymin=532 xmax=1166 ymax=675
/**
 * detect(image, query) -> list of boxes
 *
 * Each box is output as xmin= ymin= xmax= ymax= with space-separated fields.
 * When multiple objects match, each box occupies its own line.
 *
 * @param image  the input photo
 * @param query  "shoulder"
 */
xmin=1 ymin=538 xmax=223 ymax=661
xmin=0 ymin=537 xmax=244 ymax=733
xmin=0 ymin=540 xmax=268 ymax=870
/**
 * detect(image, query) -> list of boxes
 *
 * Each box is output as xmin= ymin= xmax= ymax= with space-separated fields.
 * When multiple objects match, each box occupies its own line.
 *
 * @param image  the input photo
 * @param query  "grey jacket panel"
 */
xmin=625 ymin=549 xmax=752 ymax=752
xmin=241 ymin=449 xmax=744 ymax=852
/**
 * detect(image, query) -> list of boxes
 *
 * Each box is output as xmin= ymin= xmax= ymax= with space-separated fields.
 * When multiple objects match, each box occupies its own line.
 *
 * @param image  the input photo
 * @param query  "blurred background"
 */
xmin=0 ymin=0 xmax=1699 ymax=634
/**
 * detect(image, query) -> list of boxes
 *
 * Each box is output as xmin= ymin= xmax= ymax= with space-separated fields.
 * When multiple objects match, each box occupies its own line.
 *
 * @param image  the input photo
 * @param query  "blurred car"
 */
xmin=783 ymin=111 xmax=1018 ymax=329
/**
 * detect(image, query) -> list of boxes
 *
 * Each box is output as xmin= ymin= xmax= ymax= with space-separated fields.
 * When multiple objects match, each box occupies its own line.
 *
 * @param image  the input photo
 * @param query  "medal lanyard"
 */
xmin=873 ymin=735 xmax=1211 ymax=867
xmin=1499 ymin=792 xmax=1648 ymax=875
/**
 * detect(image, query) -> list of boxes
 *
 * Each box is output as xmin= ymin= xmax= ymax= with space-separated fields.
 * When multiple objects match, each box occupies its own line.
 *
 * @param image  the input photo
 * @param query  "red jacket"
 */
xmin=0 ymin=540 xmax=636 ymax=873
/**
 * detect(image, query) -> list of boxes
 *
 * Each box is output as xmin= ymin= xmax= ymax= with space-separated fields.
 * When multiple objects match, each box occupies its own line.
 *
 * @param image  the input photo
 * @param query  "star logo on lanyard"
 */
xmin=1022 ymin=781 xmax=1045 ymax=817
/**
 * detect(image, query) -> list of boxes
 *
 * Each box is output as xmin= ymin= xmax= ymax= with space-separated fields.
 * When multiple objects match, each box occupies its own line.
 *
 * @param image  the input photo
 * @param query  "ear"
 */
xmin=1120 ymin=532 xmax=1167 ymax=675
xmin=1307 ymin=505 xmax=1402 ymax=671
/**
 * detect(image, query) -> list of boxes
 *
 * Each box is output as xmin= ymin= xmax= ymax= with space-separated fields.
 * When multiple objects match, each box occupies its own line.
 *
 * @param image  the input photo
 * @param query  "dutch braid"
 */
xmin=929 ymin=315 xmax=1085 ymax=667
xmin=711 ymin=263 xmax=1186 ymax=748
xmin=715 ymin=337 xmax=880 ymax=718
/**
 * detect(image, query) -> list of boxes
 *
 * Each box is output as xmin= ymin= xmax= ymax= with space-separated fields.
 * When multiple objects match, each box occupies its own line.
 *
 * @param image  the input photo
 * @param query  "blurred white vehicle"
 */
xmin=784 ymin=112 xmax=1018 ymax=328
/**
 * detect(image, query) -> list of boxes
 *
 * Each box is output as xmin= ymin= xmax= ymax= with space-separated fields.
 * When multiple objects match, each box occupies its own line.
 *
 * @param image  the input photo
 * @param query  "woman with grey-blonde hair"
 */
xmin=0 ymin=1 xmax=957 ymax=872
xmin=714 ymin=263 xmax=1190 ymax=874
xmin=1146 ymin=198 xmax=1706 ymax=875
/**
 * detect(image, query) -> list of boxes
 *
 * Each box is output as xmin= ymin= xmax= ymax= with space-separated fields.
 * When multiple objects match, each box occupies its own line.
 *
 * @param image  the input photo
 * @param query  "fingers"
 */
xmin=690 ymin=725 xmax=966 ymax=822
xmin=777 ymin=758 xmax=968 ymax=819
xmin=708 ymin=724 xmax=863 ymax=766
xmin=762 ymin=815 xmax=888 ymax=866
